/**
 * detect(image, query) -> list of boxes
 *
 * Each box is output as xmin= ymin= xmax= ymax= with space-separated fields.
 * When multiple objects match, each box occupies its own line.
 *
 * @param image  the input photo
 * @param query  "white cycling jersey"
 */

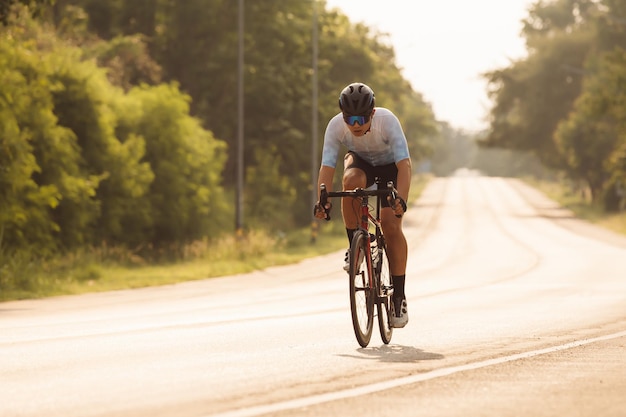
xmin=321 ymin=107 xmax=410 ymax=168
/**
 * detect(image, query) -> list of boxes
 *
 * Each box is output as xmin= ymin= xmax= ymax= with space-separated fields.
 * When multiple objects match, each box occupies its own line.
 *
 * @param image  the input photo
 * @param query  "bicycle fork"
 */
xmin=359 ymin=204 xmax=375 ymax=292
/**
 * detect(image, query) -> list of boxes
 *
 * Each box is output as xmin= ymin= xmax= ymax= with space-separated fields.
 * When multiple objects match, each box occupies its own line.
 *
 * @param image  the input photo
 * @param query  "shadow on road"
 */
xmin=338 ymin=344 xmax=444 ymax=363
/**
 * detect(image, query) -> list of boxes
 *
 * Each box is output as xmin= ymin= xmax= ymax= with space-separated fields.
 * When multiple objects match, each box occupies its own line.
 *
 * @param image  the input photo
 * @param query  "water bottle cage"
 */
xmin=370 ymin=244 xmax=379 ymax=268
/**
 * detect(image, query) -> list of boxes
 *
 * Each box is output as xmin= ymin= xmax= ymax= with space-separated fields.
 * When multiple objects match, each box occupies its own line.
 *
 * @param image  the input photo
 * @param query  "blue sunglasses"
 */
xmin=343 ymin=114 xmax=371 ymax=126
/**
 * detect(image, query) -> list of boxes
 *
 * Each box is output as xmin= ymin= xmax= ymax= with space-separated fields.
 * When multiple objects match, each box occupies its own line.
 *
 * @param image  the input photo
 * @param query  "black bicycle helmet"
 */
xmin=338 ymin=82 xmax=375 ymax=115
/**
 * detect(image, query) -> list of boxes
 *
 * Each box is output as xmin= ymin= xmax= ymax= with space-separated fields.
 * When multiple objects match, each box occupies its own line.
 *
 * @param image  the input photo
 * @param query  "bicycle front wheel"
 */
xmin=349 ymin=230 xmax=374 ymax=347
xmin=376 ymin=239 xmax=393 ymax=344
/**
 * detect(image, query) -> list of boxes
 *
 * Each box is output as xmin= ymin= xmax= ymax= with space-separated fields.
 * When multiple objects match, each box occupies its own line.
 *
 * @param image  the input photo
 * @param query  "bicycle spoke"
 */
xmin=377 ymin=241 xmax=393 ymax=344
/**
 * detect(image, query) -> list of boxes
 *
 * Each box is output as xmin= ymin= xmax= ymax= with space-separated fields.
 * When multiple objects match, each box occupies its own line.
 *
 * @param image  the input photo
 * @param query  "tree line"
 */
xmin=483 ymin=0 xmax=626 ymax=209
xmin=0 ymin=0 xmax=438 ymax=258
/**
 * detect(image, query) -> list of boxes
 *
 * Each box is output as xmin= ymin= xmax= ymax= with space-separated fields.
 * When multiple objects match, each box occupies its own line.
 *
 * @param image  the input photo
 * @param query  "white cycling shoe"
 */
xmin=343 ymin=249 xmax=364 ymax=272
xmin=391 ymin=298 xmax=409 ymax=328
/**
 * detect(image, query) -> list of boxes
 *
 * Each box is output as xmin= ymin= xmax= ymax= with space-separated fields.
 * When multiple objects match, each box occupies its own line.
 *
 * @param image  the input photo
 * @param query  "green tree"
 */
xmin=87 ymin=34 xmax=162 ymax=90
xmin=1 ymin=8 xmax=229 ymax=255
xmin=244 ymin=146 xmax=297 ymax=229
xmin=0 ymin=0 xmax=53 ymax=25
xmin=124 ymin=84 xmax=228 ymax=246
xmin=555 ymin=48 xmax=626 ymax=203
xmin=595 ymin=0 xmax=626 ymax=51
xmin=0 ymin=47 xmax=61 ymax=254
xmin=0 ymin=15 xmax=100 ymax=253
xmin=482 ymin=0 xmax=599 ymax=169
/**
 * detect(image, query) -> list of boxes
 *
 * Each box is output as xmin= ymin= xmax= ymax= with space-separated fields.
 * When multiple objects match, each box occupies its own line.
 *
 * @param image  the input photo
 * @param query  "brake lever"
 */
xmin=387 ymin=181 xmax=404 ymax=218
xmin=319 ymin=184 xmax=331 ymax=221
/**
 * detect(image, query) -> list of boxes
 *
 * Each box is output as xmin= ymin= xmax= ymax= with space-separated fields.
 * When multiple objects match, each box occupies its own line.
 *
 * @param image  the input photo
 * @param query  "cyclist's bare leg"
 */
xmin=341 ymin=154 xmax=367 ymax=229
xmin=382 ymin=206 xmax=409 ymax=327
xmin=380 ymin=208 xmax=407 ymax=276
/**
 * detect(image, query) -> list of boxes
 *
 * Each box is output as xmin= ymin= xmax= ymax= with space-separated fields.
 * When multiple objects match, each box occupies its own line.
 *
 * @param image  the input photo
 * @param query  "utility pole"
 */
xmin=311 ymin=0 xmax=320 ymax=243
xmin=236 ymin=0 xmax=244 ymax=238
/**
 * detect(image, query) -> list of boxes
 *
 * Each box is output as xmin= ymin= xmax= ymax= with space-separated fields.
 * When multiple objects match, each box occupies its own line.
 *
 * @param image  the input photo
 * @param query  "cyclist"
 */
xmin=314 ymin=82 xmax=411 ymax=328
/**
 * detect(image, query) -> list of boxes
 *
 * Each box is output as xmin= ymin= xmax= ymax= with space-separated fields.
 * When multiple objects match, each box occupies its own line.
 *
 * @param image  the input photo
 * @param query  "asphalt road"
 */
xmin=2 ymin=175 xmax=626 ymax=417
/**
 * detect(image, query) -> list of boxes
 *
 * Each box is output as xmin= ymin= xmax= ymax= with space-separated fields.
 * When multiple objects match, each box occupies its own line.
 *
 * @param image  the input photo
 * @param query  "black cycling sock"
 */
xmin=346 ymin=228 xmax=356 ymax=245
xmin=392 ymin=275 xmax=405 ymax=300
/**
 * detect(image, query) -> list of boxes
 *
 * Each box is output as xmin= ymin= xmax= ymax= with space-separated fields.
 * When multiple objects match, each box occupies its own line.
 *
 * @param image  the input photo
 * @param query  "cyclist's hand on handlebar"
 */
xmin=388 ymin=195 xmax=407 ymax=218
xmin=313 ymin=201 xmax=332 ymax=220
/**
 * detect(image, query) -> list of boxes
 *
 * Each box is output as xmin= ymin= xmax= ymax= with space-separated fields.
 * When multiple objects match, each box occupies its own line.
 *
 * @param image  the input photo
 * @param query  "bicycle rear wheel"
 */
xmin=349 ymin=230 xmax=374 ymax=347
xmin=376 ymin=239 xmax=393 ymax=344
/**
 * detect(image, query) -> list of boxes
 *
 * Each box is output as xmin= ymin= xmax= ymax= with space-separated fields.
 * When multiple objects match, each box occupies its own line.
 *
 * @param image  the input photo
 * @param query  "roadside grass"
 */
xmin=0 ymin=224 xmax=348 ymax=301
xmin=523 ymin=177 xmax=626 ymax=236
xmin=0 ymin=175 xmax=432 ymax=302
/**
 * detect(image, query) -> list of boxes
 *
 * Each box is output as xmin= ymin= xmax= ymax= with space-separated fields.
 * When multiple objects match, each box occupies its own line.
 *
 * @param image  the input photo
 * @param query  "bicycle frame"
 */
xmin=357 ymin=191 xmax=382 ymax=285
xmin=319 ymin=179 xmax=398 ymax=346
xmin=319 ymin=179 xmax=397 ymax=294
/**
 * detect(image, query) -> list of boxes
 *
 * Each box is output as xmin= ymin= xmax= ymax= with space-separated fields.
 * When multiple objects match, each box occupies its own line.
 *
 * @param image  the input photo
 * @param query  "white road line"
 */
xmin=211 ymin=330 xmax=626 ymax=417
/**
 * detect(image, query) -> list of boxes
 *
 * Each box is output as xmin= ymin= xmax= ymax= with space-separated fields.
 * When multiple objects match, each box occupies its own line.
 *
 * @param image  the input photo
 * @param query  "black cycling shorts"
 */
xmin=344 ymin=151 xmax=398 ymax=208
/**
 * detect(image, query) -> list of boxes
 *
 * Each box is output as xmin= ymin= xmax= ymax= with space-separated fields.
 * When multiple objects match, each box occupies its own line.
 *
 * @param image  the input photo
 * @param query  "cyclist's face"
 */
xmin=345 ymin=109 xmax=375 ymax=137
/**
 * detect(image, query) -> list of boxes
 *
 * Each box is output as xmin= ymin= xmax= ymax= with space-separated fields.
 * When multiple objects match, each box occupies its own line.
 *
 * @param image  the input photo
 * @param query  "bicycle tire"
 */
xmin=376 ymin=238 xmax=393 ymax=344
xmin=349 ymin=230 xmax=374 ymax=347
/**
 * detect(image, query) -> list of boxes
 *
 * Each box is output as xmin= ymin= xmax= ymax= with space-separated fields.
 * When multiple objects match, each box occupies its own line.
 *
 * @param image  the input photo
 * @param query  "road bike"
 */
xmin=319 ymin=180 xmax=399 ymax=347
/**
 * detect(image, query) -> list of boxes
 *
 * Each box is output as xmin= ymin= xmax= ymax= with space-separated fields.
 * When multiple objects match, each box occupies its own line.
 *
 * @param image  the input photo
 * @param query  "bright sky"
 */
xmin=324 ymin=0 xmax=536 ymax=132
